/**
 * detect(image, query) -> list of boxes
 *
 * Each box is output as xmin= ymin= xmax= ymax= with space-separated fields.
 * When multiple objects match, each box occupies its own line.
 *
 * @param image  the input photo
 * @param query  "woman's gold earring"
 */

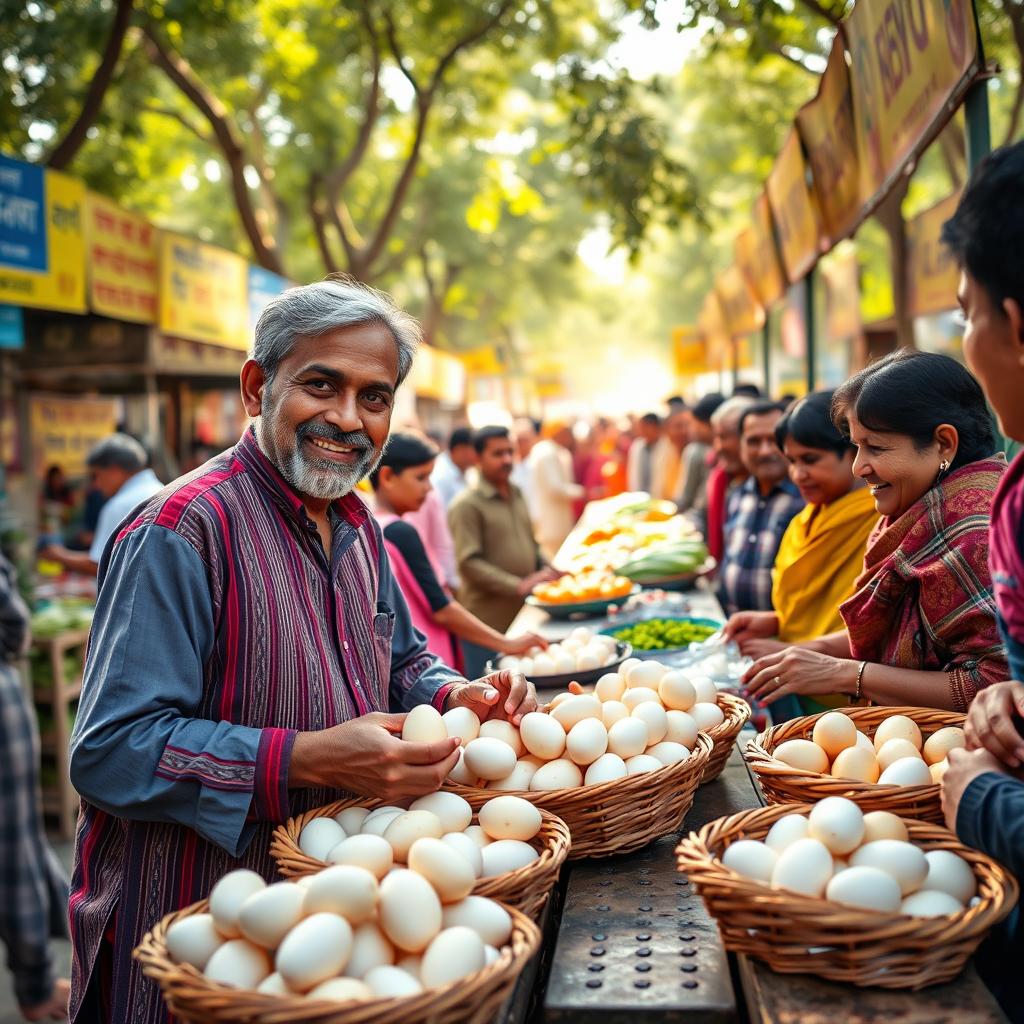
xmin=939 ymin=459 xmax=950 ymax=473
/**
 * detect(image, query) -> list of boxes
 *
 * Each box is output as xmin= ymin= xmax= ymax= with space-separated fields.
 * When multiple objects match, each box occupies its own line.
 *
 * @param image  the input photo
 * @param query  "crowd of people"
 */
xmin=0 ymin=142 xmax=1022 ymax=1022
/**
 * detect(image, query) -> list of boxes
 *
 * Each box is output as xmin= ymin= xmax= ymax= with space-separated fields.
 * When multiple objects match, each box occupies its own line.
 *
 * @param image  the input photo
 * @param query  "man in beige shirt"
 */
xmin=449 ymin=426 xmax=560 ymax=677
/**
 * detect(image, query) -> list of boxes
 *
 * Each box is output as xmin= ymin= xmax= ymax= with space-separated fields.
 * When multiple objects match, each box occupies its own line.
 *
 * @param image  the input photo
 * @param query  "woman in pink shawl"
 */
xmin=370 ymin=432 xmax=545 ymax=670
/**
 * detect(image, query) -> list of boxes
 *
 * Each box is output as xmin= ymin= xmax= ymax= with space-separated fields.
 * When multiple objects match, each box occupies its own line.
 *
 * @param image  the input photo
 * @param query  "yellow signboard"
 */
xmin=906 ymin=193 xmax=962 ymax=317
xmin=735 ymin=195 xmax=785 ymax=310
xmin=459 ymin=345 xmax=505 ymax=377
xmin=672 ymin=326 xmax=707 ymax=377
xmin=698 ymin=290 xmax=729 ymax=369
xmin=821 ymin=243 xmax=863 ymax=340
xmin=158 ymin=232 xmax=249 ymax=350
xmin=716 ymin=264 xmax=764 ymax=340
xmin=85 ymin=192 xmax=158 ymax=324
xmin=766 ymin=129 xmax=822 ymax=284
xmin=0 ymin=162 xmax=86 ymax=313
xmin=796 ymin=42 xmax=862 ymax=246
xmin=846 ymin=0 xmax=978 ymax=208
xmin=29 ymin=394 xmax=119 ymax=475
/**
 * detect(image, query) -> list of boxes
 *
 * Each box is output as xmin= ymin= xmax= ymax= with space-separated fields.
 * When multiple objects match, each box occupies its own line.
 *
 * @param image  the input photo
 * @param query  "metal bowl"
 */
xmin=486 ymin=642 xmax=633 ymax=689
xmin=524 ymin=586 xmax=641 ymax=620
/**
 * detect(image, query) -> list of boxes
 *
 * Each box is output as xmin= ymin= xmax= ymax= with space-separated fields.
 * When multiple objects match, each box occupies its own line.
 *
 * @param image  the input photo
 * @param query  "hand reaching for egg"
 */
xmin=446 ymin=669 xmax=538 ymax=727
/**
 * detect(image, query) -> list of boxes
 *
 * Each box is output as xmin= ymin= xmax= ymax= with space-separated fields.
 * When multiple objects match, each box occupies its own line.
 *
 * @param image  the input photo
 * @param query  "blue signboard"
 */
xmin=248 ymin=265 xmax=291 ymax=329
xmin=0 ymin=155 xmax=47 ymax=272
xmin=0 ymin=304 xmax=23 ymax=349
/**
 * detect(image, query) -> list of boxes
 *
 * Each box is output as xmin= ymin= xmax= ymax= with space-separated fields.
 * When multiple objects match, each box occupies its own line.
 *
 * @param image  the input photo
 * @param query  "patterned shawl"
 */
xmin=840 ymin=456 xmax=1009 ymax=711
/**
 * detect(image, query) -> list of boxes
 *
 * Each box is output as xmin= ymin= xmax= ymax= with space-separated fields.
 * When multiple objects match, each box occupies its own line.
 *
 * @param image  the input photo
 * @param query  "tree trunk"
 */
xmin=873 ymin=177 xmax=914 ymax=349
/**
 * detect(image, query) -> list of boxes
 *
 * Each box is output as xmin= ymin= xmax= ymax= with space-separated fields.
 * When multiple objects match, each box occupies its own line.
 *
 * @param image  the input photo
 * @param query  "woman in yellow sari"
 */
xmin=724 ymin=390 xmax=877 ymax=715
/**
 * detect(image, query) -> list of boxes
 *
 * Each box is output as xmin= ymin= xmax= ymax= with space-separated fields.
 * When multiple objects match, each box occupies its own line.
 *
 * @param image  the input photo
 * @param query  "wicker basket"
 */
xmin=135 ymin=897 xmax=540 ymax=1024
xmin=270 ymin=798 xmax=571 ymax=919
xmin=702 ymin=692 xmax=752 ymax=783
xmin=444 ymin=732 xmax=713 ymax=859
xmin=746 ymin=706 xmax=965 ymax=823
xmin=676 ymin=802 xmax=1018 ymax=990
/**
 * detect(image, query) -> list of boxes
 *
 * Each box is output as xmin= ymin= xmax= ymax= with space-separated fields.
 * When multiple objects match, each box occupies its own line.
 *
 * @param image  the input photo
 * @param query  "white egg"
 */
xmin=489 ymin=759 xmax=539 ymax=792
xmin=600 ymin=700 xmax=630 ymax=729
xmin=770 ymin=838 xmax=834 ymax=897
xmin=379 ymin=869 xmax=443 ymax=953
xmin=529 ymin=758 xmax=583 ymax=790
xmin=410 ymin=792 xmax=474 ymax=834
xmin=552 ymin=650 xmax=577 ymax=675
xmin=326 ymin=834 xmax=394 ymax=879
xmin=631 ymin=702 xmax=668 ymax=745
xmin=519 ymin=712 xmax=566 ymax=761
xmin=298 ymin=818 xmax=347 ymax=861
xmin=484 ymin=945 xmax=501 ymax=966
xmin=237 ymin=882 xmax=307 ymax=949
xmin=548 ymin=691 xmax=574 ymax=707
xmin=623 ymin=754 xmax=662 ymax=775
xmin=830 ymin=746 xmax=880 ymax=783
xmin=531 ymin=653 xmax=557 ymax=676
xmin=441 ymin=706 xmax=481 ymax=746
xmin=626 ymin=661 xmax=664 ymax=689
xmin=811 ymin=711 xmax=858 ymax=760
xmin=900 ymin=890 xmax=964 ymax=917
xmin=209 ymin=870 xmax=267 ymax=939
xmin=826 ymin=866 xmax=902 ymax=912
xmin=442 ymin=896 xmax=512 ymax=946
xmin=659 ymin=671 xmax=697 ymax=711
xmin=463 ymin=825 xmax=493 ymax=850
xmin=165 ymin=913 xmax=223 ymax=970
xmin=595 ymin=672 xmax=627 ymax=702
xmin=571 ymin=626 xmax=593 ymax=644
xmin=480 ymin=839 xmax=540 ymax=877
xmin=854 ymin=730 xmax=874 ymax=752
xmin=923 ymin=726 xmax=966 ymax=766
xmin=607 ymin=717 xmax=650 ymax=758
xmin=561 ymin=637 xmax=583 ymax=654
xmin=501 ymin=656 xmax=520 ymax=672
xmin=402 ymin=704 xmax=449 ymax=744
xmin=305 ymin=977 xmax=373 ymax=1002
xmin=448 ymin=748 xmax=479 ymax=786
xmin=550 ymin=695 xmax=603 ymax=730
xmin=690 ymin=675 xmax=718 ymax=704
xmin=930 ymin=760 xmax=949 ymax=783
xmin=876 ymin=737 xmax=924 ymax=771
xmin=256 ymin=972 xmax=291 ymax=995
xmin=721 ymin=840 xmax=778 ymax=883
xmin=566 ymin=718 xmax=609 ymax=765
xmin=645 ymin=741 xmax=690 ymax=766
xmin=923 ymin=850 xmax=977 ymax=905
xmin=764 ymin=814 xmax=810 ymax=853
xmin=204 ymin=938 xmax=271 ymax=989
xmin=464 ymin=737 xmax=518 ymax=781
xmin=408 ymin=837 xmax=476 ymax=903
xmin=479 ymin=720 xmax=525 ymax=758
xmin=478 ymin=795 xmax=543 ymax=842
xmin=664 ymin=710 xmax=699 ymax=749
xmin=621 ymin=686 xmax=661 ymax=711
xmin=807 ymin=797 xmax=865 ymax=855
xmin=420 ymin=926 xmax=487 ymax=988
xmin=276 ymin=913 xmax=353 ymax=992
xmin=585 ymin=752 xmax=629 ymax=785
xmin=360 ymin=807 xmax=406 ymax=838
xmin=576 ymin=651 xmax=602 ymax=672
xmin=343 ymin=922 xmax=395 ymax=979
xmin=384 ymin=811 xmax=445 ymax=862
xmin=334 ymin=807 xmax=371 ymax=835
xmin=861 ymin=811 xmax=909 ymax=845
xmin=878 ymin=757 xmax=932 ymax=787
xmin=441 ymin=832 xmax=484 ymax=878
xmin=302 ymin=864 xmax=379 ymax=923
xmin=691 ymin=702 xmax=725 ymax=732
xmin=774 ymin=739 xmax=830 ymax=774
xmin=365 ymin=965 xmax=423 ymax=997
xmin=873 ymin=715 xmax=923 ymax=751
xmin=519 ymin=657 xmax=534 ymax=676
xmin=850 ymin=840 xmax=928 ymax=895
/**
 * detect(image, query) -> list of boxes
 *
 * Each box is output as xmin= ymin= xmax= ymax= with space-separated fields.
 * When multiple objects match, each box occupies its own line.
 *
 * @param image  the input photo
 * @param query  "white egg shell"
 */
xmin=923 ymin=850 xmax=977 ymax=904
xmin=861 ymin=811 xmax=909 ymax=845
xmin=552 ymin=650 xmax=577 ymax=674
xmin=276 ymin=913 xmax=353 ymax=991
xmin=830 ymin=746 xmax=880 ymax=783
xmin=626 ymin=661 xmax=664 ymax=689
xmin=576 ymin=651 xmax=602 ymax=672
xmin=238 ymin=882 xmax=307 ymax=948
xmin=878 ymin=757 xmax=932 ymax=787
xmin=691 ymin=702 xmax=725 ymax=732
xmin=166 ymin=913 xmax=223 ymax=970
xmin=664 ymin=710 xmax=699 ymax=749
xmin=299 ymin=818 xmax=347 ymax=861
xmin=420 ymin=926 xmax=487 ymax=988
xmin=607 ymin=717 xmax=649 ymax=758
xmin=531 ymin=653 xmax=557 ymax=676
xmin=617 ymin=657 xmax=642 ymax=680
xmin=876 ymin=737 xmax=923 ymax=771
xmin=566 ymin=718 xmax=609 ymax=765
xmin=305 ymin=977 xmax=373 ymax=1002
xmin=900 ymin=890 xmax=964 ymax=917
xmin=518 ymin=657 xmax=534 ymax=676
xmin=850 ymin=840 xmax=928 ymax=895
xmin=930 ymin=759 xmax=949 ymax=783
xmin=385 ymin=811 xmax=445 ymax=862
xmin=204 ymin=938 xmax=272 ymax=989
xmin=365 ymin=965 xmax=423 ymax=998
xmin=595 ymin=672 xmax=627 ymax=702
xmin=764 ymin=814 xmax=810 ymax=853
xmin=484 ymin=945 xmax=501 ymax=966
xmin=402 ymin=704 xmax=449 ymax=744
xmin=479 ymin=720 xmax=525 ymax=758
xmin=441 ymin=706 xmax=481 ymax=746
xmin=379 ymin=869 xmax=443 ymax=952
xmin=631 ymin=702 xmax=668 ymax=745
xmin=519 ymin=712 xmax=566 ymax=760
xmin=826 ymin=866 xmax=902 ymax=912
xmin=721 ymin=840 xmax=778 ymax=883
xmin=659 ymin=671 xmax=697 ymax=711
xmin=501 ymin=656 xmax=520 ymax=672
xmin=625 ymin=754 xmax=663 ymax=775
xmin=464 ymin=825 xmax=493 ymax=849
xmin=464 ymin=738 xmax=518 ymax=782
xmin=601 ymin=700 xmax=630 ymax=729
xmin=410 ymin=792 xmax=474 ymax=834
xmin=302 ymin=864 xmax=379 ymax=923
xmin=645 ymin=741 xmax=690 ymax=766
xmin=811 ymin=711 xmax=858 ymax=760
xmin=408 ymin=837 xmax=476 ymax=903
xmin=326 ymin=834 xmax=394 ymax=879
xmin=561 ymin=637 xmax=583 ymax=654
xmin=442 ymin=831 xmax=484 ymax=877
xmin=343 ymin=922 xmax=395 ymax=978
xmin=490 ymin=759 xmax=539 ymax=792
xmin=548 ymin=691 xmax=573 ymax=707
xmin=530 ymin=758 xmax=583 ymax=790
xmin=481 ymin=839 xmax=539 ymax=877
xmin=550 ymin=695 xmax=603 ymax=730
xmin=360 ymin=808 xmax=406 ymax=838
xmin=771 ymin=838 xmax=834 ymax=897
xmin=690 ymin=675 xmax=718 ymax=703
xmin=209 ymin=870 xmax=267 ymax=939
xmin=256 ymin=972 xmax=291 ymax=995
xmin=774 ymin=739 xmax=830 ymax=774
xmin=854 ymin=730 xmax=875 ymax=752
xmin=807 ymin=797 xmax=865 ymax=855
xmin=585 ymin=752 xmax=628 ymax=785
xmin=873 ymin=715 xmax=923 ymax=751
xmin=448 ymin=748 xmax=479 ymax=786
xmin=479 ymin=795 xmax=543 ymax=842
xmin=571 ymin=626 xmax=594 ymax=644
xmin=442 ymin=896 xmax=512 ymax=946
xmin=334 ymin=807 xmax=371 ymax=835
xmin=621 ymin=686 xmax=661 ymax=711
xmin=922 ymin=726 xmax=966 ymax=765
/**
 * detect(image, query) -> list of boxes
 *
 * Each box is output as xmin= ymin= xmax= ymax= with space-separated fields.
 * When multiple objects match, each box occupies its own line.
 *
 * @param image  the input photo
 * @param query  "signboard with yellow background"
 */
xmin=85 ymin=192 xmax=158 ymax=323
xmin=716 ymin=264 xmax=764 ymax=339
xmin=766 ymin=129 xmax=822 ymax=284
xmin=698 ymin=290 xmax=729 ymax=371
xmin=29 ymin=394 xmax=119 ymax=475
xmin=735 ymin=194 xmax=785 ymax=309
xmin=671 ymin=326 xmax=707 ymax=377
xmin=906 ymin=193 xmax=962 ymax=317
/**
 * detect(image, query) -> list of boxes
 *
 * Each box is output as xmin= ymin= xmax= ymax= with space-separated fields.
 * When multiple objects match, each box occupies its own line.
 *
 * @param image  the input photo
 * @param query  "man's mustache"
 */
xmin=298 ymin=422 xmax=373 ymax=452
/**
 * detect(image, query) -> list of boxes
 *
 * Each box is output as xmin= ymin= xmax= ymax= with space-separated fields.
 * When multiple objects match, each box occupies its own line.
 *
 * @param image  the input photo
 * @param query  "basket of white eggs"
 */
xmin=675 ymin=797 xmax=1018 ymax=990
xmin=746 ymin=707 xmax=966 ymax=823
xmin=269 ymin=790 xmax=571 ymax=920
xmin=135 ymin=861 xmax=541 ymax=1023
xmin=491 ymin=627 xmax=631 ymax=688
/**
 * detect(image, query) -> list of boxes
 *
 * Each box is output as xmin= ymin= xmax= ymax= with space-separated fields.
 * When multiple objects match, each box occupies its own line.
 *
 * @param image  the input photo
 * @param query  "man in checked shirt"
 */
xmin=718 ymin=402 xmax=804 ymax=616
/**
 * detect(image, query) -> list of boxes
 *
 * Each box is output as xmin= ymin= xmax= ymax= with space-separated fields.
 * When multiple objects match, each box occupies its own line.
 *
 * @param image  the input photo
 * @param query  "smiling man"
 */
xmin=66 ymin=279 xmax=534 ymax=1023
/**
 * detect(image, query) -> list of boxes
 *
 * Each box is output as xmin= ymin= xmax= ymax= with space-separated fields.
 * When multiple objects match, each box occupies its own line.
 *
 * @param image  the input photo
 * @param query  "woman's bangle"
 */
xmin=850 ymin=660 xmax=868 ymax=704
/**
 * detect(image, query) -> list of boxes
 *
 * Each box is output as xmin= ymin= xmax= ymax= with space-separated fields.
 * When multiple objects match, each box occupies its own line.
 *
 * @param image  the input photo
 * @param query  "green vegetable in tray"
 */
xmin=609 ymin=618 xmax=718 ymax=650
xmin=617 ymin=540 xmax=709 ymax=582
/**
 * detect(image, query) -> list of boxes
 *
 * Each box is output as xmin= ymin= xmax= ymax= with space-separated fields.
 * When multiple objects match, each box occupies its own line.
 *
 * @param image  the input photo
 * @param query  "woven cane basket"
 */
xmin=135 ymin=897 xmax=540 ymax=1024
xmin=701 ymin=692 xmax=751 ymax=783
xmin=676 ymin=802 xmax=1018 ymax=990
xmin=746 ymin=706 xmax=965 ymax=823
xmin=444 ymin=732 xmax=713 ymax=859
xmin=270 ymin=798 xmax=570 ymax=918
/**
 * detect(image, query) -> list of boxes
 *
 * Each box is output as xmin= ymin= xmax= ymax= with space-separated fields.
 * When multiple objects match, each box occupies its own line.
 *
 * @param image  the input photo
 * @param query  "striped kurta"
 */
xmin=68 ymin=428 xmax=461 ymax=1022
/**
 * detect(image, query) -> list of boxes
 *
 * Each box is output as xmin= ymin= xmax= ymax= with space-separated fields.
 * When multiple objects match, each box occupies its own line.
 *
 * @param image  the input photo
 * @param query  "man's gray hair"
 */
xmin=86 ymin=433 xmax=147 ymax=473
xmin=710 ymin=395 xmax=756 ymax=428
xmin=252 ymin=278 xmax=421 ymax=387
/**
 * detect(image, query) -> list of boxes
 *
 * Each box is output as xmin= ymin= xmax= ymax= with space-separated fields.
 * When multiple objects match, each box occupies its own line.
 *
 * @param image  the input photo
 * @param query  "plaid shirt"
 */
xmin=718 ymin=476 xmax=804 ymax=615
